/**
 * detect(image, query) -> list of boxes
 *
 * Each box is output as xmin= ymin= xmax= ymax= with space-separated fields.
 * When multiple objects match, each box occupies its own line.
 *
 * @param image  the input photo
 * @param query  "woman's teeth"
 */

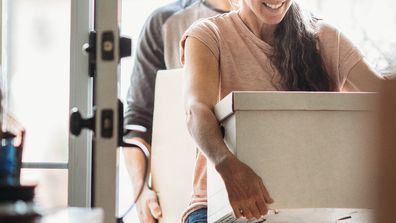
xmin=263 ymin=2 xmax=284 ymax=9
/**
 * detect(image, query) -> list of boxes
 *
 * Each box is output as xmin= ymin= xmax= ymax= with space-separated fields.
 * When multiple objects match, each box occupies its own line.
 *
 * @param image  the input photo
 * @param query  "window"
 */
xmin=4 ymin=0 xmax=70 ymax=209
xmin=301 ymin=0 xmax=396 ymax=75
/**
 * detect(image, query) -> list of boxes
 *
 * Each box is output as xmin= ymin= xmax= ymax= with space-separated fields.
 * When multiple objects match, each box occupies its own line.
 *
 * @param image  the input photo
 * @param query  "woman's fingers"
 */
xmin=232 ymin=201 xmax=268 ymax=220
xmin=248 ymin=200 xmax=262 ymax=219
xmin=255 ymin=199 xmax=268 ymax=217
xmin=232 ymin=199 xmax=267 ymax=220
xmin=242 ymin=207 xmax=254 ymax=220
xmin=260 ymin=181 xmax=274 ymax=204
xmin=220 ymin=157 xmax=274 ymax=220
xmin=232 ymin=205 xmax=243 ymax=219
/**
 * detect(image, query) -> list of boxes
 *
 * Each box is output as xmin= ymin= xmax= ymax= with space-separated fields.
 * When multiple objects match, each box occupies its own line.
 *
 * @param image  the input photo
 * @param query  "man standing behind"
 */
xmin=123 ymin=0 xmax=232 ymax=222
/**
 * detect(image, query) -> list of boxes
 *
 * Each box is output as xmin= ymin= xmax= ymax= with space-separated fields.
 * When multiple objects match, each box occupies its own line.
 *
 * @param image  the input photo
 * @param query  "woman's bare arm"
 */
xmin=183 ymin=37 xmax=273 ymax=220
xmin=183 ymin=37 xmax=233 ymax=166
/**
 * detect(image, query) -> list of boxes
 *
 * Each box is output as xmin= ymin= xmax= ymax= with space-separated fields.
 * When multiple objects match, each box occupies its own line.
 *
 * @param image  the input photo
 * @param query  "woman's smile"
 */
xmin=249 ymin=0 xmax=292 ymax=24
xmin=261 ymin=0 xmax=288 ymax=15
xmin=262 ymin=1 xmax=286 ymax=10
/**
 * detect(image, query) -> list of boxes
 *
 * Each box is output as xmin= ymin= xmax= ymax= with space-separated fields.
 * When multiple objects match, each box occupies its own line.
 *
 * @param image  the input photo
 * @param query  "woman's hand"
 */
xmin=215 ymin=155 xmax=274 ymax=220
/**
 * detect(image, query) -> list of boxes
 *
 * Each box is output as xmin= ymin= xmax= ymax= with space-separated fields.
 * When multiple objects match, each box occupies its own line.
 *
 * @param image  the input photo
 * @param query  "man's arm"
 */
xmin=124 ymin=11 xmax=167 ymax=144
xmin=123 ymin=7 xmax=167 ymax=222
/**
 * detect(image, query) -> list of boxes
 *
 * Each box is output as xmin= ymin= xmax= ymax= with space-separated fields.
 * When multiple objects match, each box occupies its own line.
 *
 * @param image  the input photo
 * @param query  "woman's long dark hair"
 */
xmin=272 ymin=2 xmax=336 ymax=91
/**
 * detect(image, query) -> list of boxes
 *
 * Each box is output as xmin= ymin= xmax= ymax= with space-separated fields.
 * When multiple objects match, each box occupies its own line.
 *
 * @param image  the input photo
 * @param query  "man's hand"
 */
xmin=216 ymin=155 xmax=274 ymax=220
xmin=136 ymin=186 xmax=162 ymax=223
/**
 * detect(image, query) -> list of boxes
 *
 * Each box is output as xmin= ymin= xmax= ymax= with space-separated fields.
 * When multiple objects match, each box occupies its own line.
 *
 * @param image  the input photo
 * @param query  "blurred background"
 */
xmin=1 ymin=0 xmax=395 ymax=222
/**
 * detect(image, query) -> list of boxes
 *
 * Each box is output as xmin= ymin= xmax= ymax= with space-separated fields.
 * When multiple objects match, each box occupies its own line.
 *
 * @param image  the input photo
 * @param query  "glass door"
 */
xmin=1 ymin=0 xmax=70 ymax=210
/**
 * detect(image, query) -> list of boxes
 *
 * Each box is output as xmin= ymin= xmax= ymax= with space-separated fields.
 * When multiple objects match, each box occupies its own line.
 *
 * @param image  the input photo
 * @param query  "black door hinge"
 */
xmin=82 ymin=31 xmax=132 ymax=78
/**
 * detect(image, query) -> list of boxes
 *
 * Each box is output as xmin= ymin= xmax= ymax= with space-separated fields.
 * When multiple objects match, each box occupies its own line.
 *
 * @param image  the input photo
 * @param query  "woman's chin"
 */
xmin=259 ymin=15 xmax=285 ymax=25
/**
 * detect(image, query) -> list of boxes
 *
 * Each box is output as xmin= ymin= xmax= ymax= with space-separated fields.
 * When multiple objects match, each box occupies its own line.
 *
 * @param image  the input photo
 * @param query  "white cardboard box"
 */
xmin=208 ymin=91 xmax=379 ymax=223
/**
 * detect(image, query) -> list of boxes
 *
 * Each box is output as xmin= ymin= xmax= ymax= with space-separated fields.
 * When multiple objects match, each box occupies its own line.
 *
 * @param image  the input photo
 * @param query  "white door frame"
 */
xmin=68 ymin=0 xmax=94 ymax=208
xmin=69 ymin=0 xmax=121 ymax=222
xmin=93 ymin=0 xmax=120 ymax=222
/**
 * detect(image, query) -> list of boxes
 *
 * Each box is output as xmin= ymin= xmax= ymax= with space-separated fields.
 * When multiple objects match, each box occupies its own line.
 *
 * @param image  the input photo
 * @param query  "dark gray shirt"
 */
xmin=124 ymin=0 xmax=225 ymax=144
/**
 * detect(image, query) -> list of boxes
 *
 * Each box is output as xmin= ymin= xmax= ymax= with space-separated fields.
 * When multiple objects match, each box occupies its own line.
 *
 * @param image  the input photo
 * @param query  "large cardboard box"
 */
xmin=208 ymin=92 xmax=379 ymax=222
xmin=151 ymin=69 xmax=196 ymax=223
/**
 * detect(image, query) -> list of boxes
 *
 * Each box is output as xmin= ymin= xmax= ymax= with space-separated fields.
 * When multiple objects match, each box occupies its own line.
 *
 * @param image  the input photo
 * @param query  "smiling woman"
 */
xmin=180 ymin=0 xmax=386 ymax=222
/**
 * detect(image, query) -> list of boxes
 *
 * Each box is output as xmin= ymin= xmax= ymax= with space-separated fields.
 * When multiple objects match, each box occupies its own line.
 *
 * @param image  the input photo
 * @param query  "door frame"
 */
xmin=68 ymin=0 xmax=94 ymax=208
xmin=69 ymin=0 xmax=121 ymax=222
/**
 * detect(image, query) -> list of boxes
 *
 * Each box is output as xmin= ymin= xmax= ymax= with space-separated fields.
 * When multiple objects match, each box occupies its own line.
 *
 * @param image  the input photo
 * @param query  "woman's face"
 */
xmin=242 ymin=0 xmax=293 ymax=25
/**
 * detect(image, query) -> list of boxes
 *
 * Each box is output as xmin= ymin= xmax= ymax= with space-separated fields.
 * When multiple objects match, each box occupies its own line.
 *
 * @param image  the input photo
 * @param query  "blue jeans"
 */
xmin=185 ymin=208 xmax=207 ymax=223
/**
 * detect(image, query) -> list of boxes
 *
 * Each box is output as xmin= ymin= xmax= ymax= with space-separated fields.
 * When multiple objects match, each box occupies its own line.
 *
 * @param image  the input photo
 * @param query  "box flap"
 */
xmin=214 ymin=92 xmax=234 ymax=122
